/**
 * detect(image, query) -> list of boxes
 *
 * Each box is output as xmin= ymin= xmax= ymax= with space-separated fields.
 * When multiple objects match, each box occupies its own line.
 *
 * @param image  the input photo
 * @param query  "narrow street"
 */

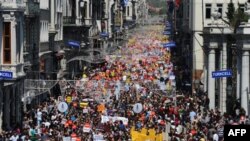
xmin=1 ymin=1 xmax=250 ymax=141
xmin=15 ymin=23 xmax=177 ymax=141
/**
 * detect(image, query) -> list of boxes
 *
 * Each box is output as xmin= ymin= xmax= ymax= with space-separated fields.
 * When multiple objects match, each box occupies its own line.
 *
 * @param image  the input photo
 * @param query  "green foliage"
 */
xmin=226 ymin=1 xmax=249 ymax=33
xmin=226 ymin=0 xmax=235 ymax=24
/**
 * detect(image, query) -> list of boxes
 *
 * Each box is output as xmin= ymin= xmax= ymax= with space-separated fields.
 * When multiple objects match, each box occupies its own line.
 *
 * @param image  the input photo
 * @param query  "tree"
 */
xmin=225 ymin=1 xmax=249 ymax=33
xmin=224 ymin=1 xmax=249 ymax=114
xmin=226 ymin=0 xmax=235 ymax=25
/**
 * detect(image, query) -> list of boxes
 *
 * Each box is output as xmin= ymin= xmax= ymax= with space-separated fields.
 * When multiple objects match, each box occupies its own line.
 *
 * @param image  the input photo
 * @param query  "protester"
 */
xmin=2 ymin=25 xmax=248 ymax=141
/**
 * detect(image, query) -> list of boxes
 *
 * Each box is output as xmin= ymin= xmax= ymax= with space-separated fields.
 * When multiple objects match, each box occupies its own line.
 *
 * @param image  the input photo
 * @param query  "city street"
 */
xmin=1 ymin=1 xmax=250 ymax=141
xmin=1 ymin=23 xmax=180 ymax=140
xmin=6 ymin=21 xmax=237 ymax=141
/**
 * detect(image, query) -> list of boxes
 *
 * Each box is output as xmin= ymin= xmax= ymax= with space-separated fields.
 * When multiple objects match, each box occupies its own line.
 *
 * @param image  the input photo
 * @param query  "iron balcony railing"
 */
xmin=63 ymin=16 xmax=76 ymax=25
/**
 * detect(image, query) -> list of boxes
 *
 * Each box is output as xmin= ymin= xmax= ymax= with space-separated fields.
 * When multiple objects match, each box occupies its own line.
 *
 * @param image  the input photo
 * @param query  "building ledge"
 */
xmin=49 ymin=28 xmax=58 ymax=35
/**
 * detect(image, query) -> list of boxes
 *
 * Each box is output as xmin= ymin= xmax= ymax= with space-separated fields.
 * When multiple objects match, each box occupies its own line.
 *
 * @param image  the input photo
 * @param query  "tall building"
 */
xmin=39 ymin=0 xmax=52 ymax=79
xmin=63 ymin=0 xmax=111 ymax=78
xmin=135 ymin=0 xmax=148 ymax=25
xmin=124 ymin=0 xmax=137 ymax=28
xmin=38 ymin=0 xmax=63 ymax=80
xmin=179 ymin=0 xmax=250 ymax=114
xmin=0 ymin=0 xmax=26 ymax=131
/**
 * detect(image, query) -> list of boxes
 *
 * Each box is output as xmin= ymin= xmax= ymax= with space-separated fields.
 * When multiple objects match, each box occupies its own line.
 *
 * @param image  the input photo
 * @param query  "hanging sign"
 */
xmin=212 ymin=70 xmax=232 ymax=78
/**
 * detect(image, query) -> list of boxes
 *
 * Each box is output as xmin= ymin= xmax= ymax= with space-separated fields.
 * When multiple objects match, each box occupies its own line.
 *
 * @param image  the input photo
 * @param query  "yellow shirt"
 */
xmin=200 ymin=138 xmax=205 ymax=141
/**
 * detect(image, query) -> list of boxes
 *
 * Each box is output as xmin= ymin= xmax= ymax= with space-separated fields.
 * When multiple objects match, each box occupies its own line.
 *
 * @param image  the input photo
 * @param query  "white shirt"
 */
xmin=213 ymin=133 xmax=219 ymax=141
xmin=37 ymin=111 xmax=42 ymax=121
xmin=51 ymin=115 xmax=57 ymax=120
xmin=176 ymin=125 xmax=183 ymax=134
xmin=9 ymin=135 xmax=19 ymax=141
xmin=44 ymin=121 xmax=51 ymax=127
xmin=189 ymin=111 xmax=196 ymax=122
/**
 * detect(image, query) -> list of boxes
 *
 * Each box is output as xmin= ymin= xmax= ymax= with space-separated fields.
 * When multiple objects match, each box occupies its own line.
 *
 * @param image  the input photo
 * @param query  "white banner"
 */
xmin=83 ymin=109 xmax=88 ymax=113
xmin=101 ymin=116 xmax=128 ymax=125
xmin=62 ymin=137 xmax=71 ymax=141
xmin=83 ymin=123 xmax=91 ymax=133
xmin=93 ymin=134 xmax=104 ymax=141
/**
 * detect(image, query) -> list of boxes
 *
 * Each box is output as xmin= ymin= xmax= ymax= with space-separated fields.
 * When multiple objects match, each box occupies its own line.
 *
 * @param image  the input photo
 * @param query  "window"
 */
xmin=85 ymin=2 xmax=88 ymax=18
xmin=3 ymin=22 xmax=11 ymax=64
xmin=127 ymin=6 xmax=130 ymax=16
xmin=239 ymin=4 xmax=245 ymax=12
xmin=40 ymin=59 xmax=45 ymax=72
xmin=89 ymin=1 xmax=92 ymax=18
xmin=102 ymin=2 xmax=106 ymax=17
xmin=217 ymin=4 xmax=223 ymax=17
xmin=206 ymin=4 xmax=211 ymax=19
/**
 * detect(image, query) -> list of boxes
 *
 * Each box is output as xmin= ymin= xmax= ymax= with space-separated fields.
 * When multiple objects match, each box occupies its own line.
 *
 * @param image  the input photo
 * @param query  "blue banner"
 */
xmin=162 ymin=41 xmax=176 ymax=48
xmin=100 ymin=32 xmax=109 ymax=37
xmin=163 ymin=31 xmax=171 ymax=35
xmin=165 ymin=26 xmax=172 ymax=30
xmin=0 ymin=71 xmax=13 ymax=79
xmin=67 ymin=40 xmax=80 ymax=48
xmin=212 ymin=70 xmax=232 ymax=78
xmin=165 ymin=21 xmax=171 ymax=27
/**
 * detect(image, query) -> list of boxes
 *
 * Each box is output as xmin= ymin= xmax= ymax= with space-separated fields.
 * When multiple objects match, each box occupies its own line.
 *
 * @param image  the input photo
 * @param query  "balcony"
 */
xmin=83 ymin=18 xmax=92 ymax=26
xmin=0 ymin=0 xmax=25 ymax=10
xmin=23 ymin=44 xmax=31 ymax=55
xmin=63 ymin=16 xmax=76 ymax=25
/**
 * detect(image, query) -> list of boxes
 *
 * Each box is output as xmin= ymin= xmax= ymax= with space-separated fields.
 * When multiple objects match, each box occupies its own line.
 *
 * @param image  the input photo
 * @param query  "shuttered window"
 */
xmin=3 ymin=22 xmax=11 ymax=64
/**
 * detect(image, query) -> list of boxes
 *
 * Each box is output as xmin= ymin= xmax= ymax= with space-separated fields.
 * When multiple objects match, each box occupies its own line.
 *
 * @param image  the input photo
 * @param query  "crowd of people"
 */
xmin=0 ymin=25 xmax=249 ymax=141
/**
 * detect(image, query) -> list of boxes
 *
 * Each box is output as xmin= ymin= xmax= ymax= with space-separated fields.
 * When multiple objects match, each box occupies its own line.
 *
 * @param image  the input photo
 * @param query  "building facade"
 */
xmin=39 ymin=0 xmax=63 ymax=80
xmin=0 ymin=0 xmax=26 ymax=131
xmin=62 ymin=0 xmax=116 ymax=78
xmin=179 ymin=0 xmax=250 ymax=114
xmin=24 ymin=0 xmax=40 ymax=79
xmin=135 ymin=0 xmax=148 ymax=25
xmin=39 ymin=0 xmax=52 ymax=79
